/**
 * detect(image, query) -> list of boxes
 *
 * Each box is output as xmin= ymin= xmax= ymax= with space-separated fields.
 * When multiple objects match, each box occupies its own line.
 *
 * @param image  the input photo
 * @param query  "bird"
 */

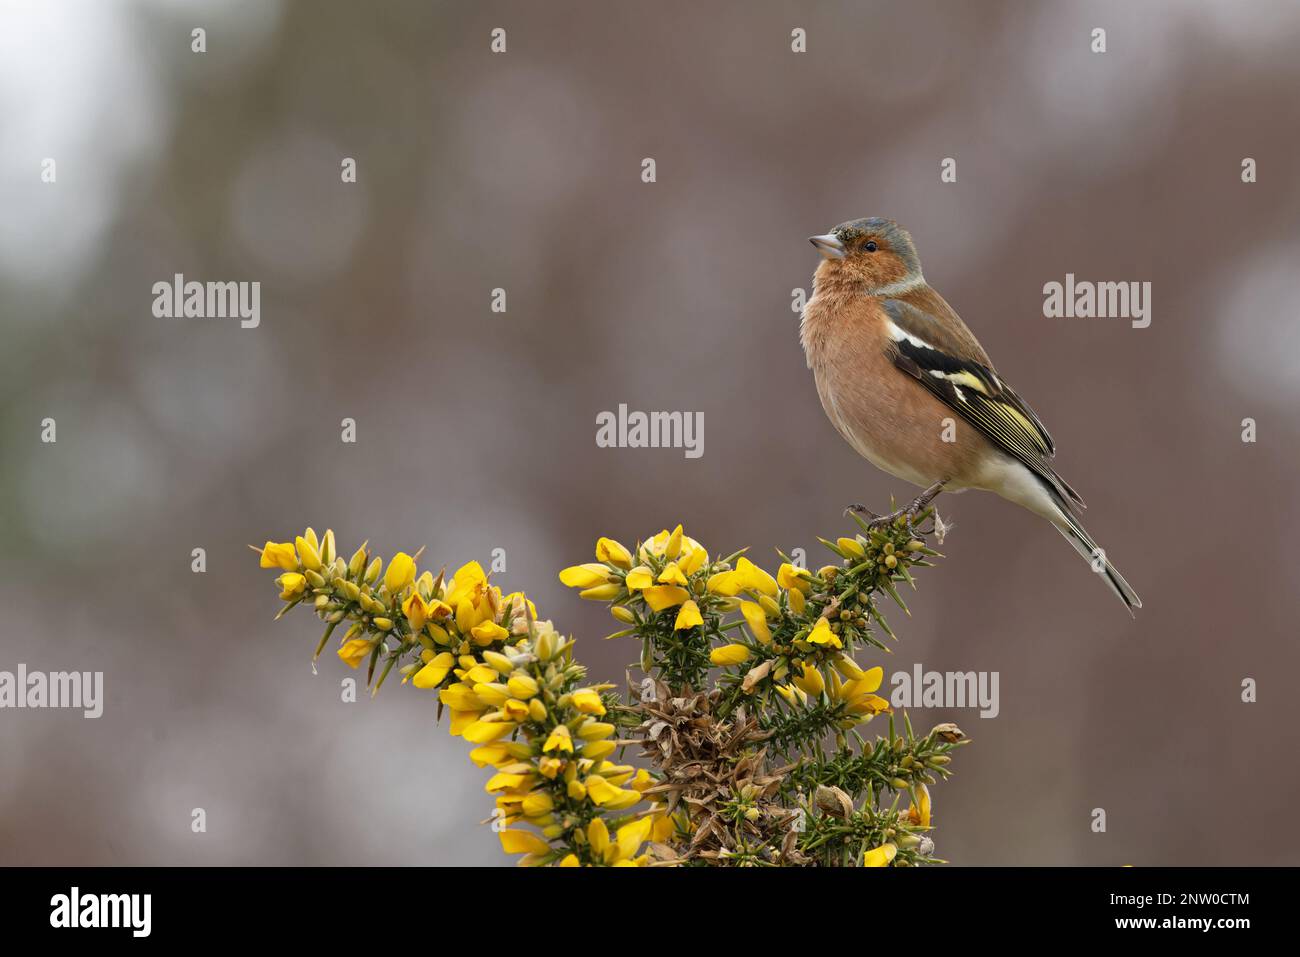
xmin=800 ymin=217 xmax=1141 ymax=614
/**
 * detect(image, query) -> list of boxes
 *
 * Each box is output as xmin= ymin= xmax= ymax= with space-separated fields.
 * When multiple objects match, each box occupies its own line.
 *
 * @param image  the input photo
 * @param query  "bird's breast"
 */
xmin=802 ymin=292 xmax=989 ymax=488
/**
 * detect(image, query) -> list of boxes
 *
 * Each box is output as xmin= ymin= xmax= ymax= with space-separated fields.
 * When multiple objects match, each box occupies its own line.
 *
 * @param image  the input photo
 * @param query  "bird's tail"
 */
xmin=1046 ymin=488 xmax=1142 ymax=616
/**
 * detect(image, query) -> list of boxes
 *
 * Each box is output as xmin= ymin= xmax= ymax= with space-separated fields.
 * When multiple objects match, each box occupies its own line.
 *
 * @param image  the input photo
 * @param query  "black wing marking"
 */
xmin=883 ymin=299 xmax=1085 ymax=508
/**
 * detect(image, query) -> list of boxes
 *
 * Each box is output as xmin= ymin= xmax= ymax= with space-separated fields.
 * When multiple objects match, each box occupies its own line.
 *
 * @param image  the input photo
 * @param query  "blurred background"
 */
xmin=2 ymin=0 xmax=1298 ymax=866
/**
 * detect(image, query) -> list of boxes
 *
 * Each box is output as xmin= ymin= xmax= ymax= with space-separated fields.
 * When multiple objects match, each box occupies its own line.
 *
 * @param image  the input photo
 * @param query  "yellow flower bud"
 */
xmin=836 ymin=536 xmax=866 ymax=559
xmin=559 ymin=563 xmax=614 ymax=589
xmin=482 ymin=651 xmax=514 ymax=674
xmin=462 ymin=720 xmax=513 ymax=744
xmin=384 ymin=551 xmax=416 ymax=595
xmin=577 ymin=721 xmax=615 ymax=741
xmin=582 ymin=739 xmax=616 ymax=760
xmin=578 ymin=583 xmax=623 ymax=601
xmin=472 ymin=683 xmax=510 ymax=706
xmin=740 ymin=602 xmax=772 ymax=644
xmin=610 ymin=606 xmax=636 ymax=624
xmin=595 ymin=537 xmax=633 ymax=569
xmin=507 ymin=674 xmax=539 ymax=699
xmin=463 ymin=665 xmax=498 ymax=685
xmin=364 ymin=557 xmax=382 ymax=584
xmin=709 ymin=643 xmax=751 ymax=666
xmin=833 ymin=655 xmax=866 ymax=680
xmin=664 ymin=524 xmax=683 ymax=559
xmin=521 ymin=792 xmax=554 ymax=817
xmin=571 ymin=689 xmax=606 ymax=715
xmin=295 ymin=536 xmax=322 ymax=572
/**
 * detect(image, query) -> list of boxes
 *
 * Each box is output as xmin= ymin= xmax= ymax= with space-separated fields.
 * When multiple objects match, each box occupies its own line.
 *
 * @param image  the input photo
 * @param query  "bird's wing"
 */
xmin=881 ymin=298 xmax=1085 ymax=509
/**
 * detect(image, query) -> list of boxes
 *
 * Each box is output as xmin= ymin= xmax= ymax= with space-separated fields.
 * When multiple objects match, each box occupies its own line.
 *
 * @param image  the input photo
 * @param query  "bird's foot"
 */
xmin=850 ymin=482 xmax=946 ymax=541
xmin=844 ymin=503 xmax=880 ymax=520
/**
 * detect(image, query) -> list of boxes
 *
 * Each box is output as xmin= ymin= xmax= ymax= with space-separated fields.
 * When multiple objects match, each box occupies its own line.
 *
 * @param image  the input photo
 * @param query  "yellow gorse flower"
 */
xmin=863 ymin=842 xmax=898 ymax=867
xmin=837 ymin=668 xmax=892 ymax=718
xmin=777 ymin=562 xmax=812 ymax=594
xmin=413 ymin=652 xmax=454 ymax=689
xmin=740 ymin=601 xmax=772 ymax=643
xmin=908 ymin=783 xmax=932 ymax=828
xmin=625 ymin=566 xmax=654 ymax=590
xmin=259 ymin=519 xmax=963 ymax=868
xmin=807 ymin=617 xmax=842 ymax=648
xmin=571 ymin=689 xmax=606 ymax=715
xmin=277 ymin=572 xmax=307 ymax=600
xmin=638 ymin=525 xmax=707 ymax=573
xmin=559 ymin=563 xmax=614 ymax=589
xmin=384 ymin=551 xmax=416 ymax=595
xmin=402 ymin=592 xmax=428 ymax=631
xmin=641 ymin=584 xmax=690 ymax=612
xmin=792 ymin=661 xmax=825 ymax=697
xmin=260 ymin=541 xmax=299 ymax=571
xmin=337 ymin=637 xmax=376 ymax=669
xmin=710 ymin=643 xmax=751 ymax=666
xmin=595 ymin=537 xmax=633 ymax=569
xmin=673 ymin=600 xmax=703 ymax=631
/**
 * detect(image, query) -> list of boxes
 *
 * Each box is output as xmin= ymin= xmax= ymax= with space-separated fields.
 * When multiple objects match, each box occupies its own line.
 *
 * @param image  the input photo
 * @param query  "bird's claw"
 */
xmin=864 ymin=506 xmax=923 ymax=540
xmin=849 ymin=482 xmax=946 ymax=543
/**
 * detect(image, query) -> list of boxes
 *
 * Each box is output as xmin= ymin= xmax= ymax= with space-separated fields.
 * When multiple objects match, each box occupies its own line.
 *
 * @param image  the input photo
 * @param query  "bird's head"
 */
xmin=808 ymin=218 xmax=923 ymax=293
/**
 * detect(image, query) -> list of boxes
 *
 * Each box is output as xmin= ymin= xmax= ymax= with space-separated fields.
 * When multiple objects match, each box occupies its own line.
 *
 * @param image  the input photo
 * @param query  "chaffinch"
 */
xmin=801 ymin=217 xmax=1141 ymax=614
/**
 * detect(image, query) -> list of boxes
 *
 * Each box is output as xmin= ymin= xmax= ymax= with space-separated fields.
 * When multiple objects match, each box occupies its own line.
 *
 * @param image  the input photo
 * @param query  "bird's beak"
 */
xmin=809 ymin=234 xmax=845 ymax=260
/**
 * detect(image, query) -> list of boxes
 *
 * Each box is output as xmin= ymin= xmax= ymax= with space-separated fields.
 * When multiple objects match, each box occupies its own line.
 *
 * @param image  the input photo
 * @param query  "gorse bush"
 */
xmin=255 ymin=509 xmax=968 ymax=866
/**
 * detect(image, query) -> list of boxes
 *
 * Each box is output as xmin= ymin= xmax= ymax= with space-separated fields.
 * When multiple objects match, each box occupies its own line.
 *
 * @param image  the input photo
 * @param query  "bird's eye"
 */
xmin=864 ymin=241 xmax=878 ymax=252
